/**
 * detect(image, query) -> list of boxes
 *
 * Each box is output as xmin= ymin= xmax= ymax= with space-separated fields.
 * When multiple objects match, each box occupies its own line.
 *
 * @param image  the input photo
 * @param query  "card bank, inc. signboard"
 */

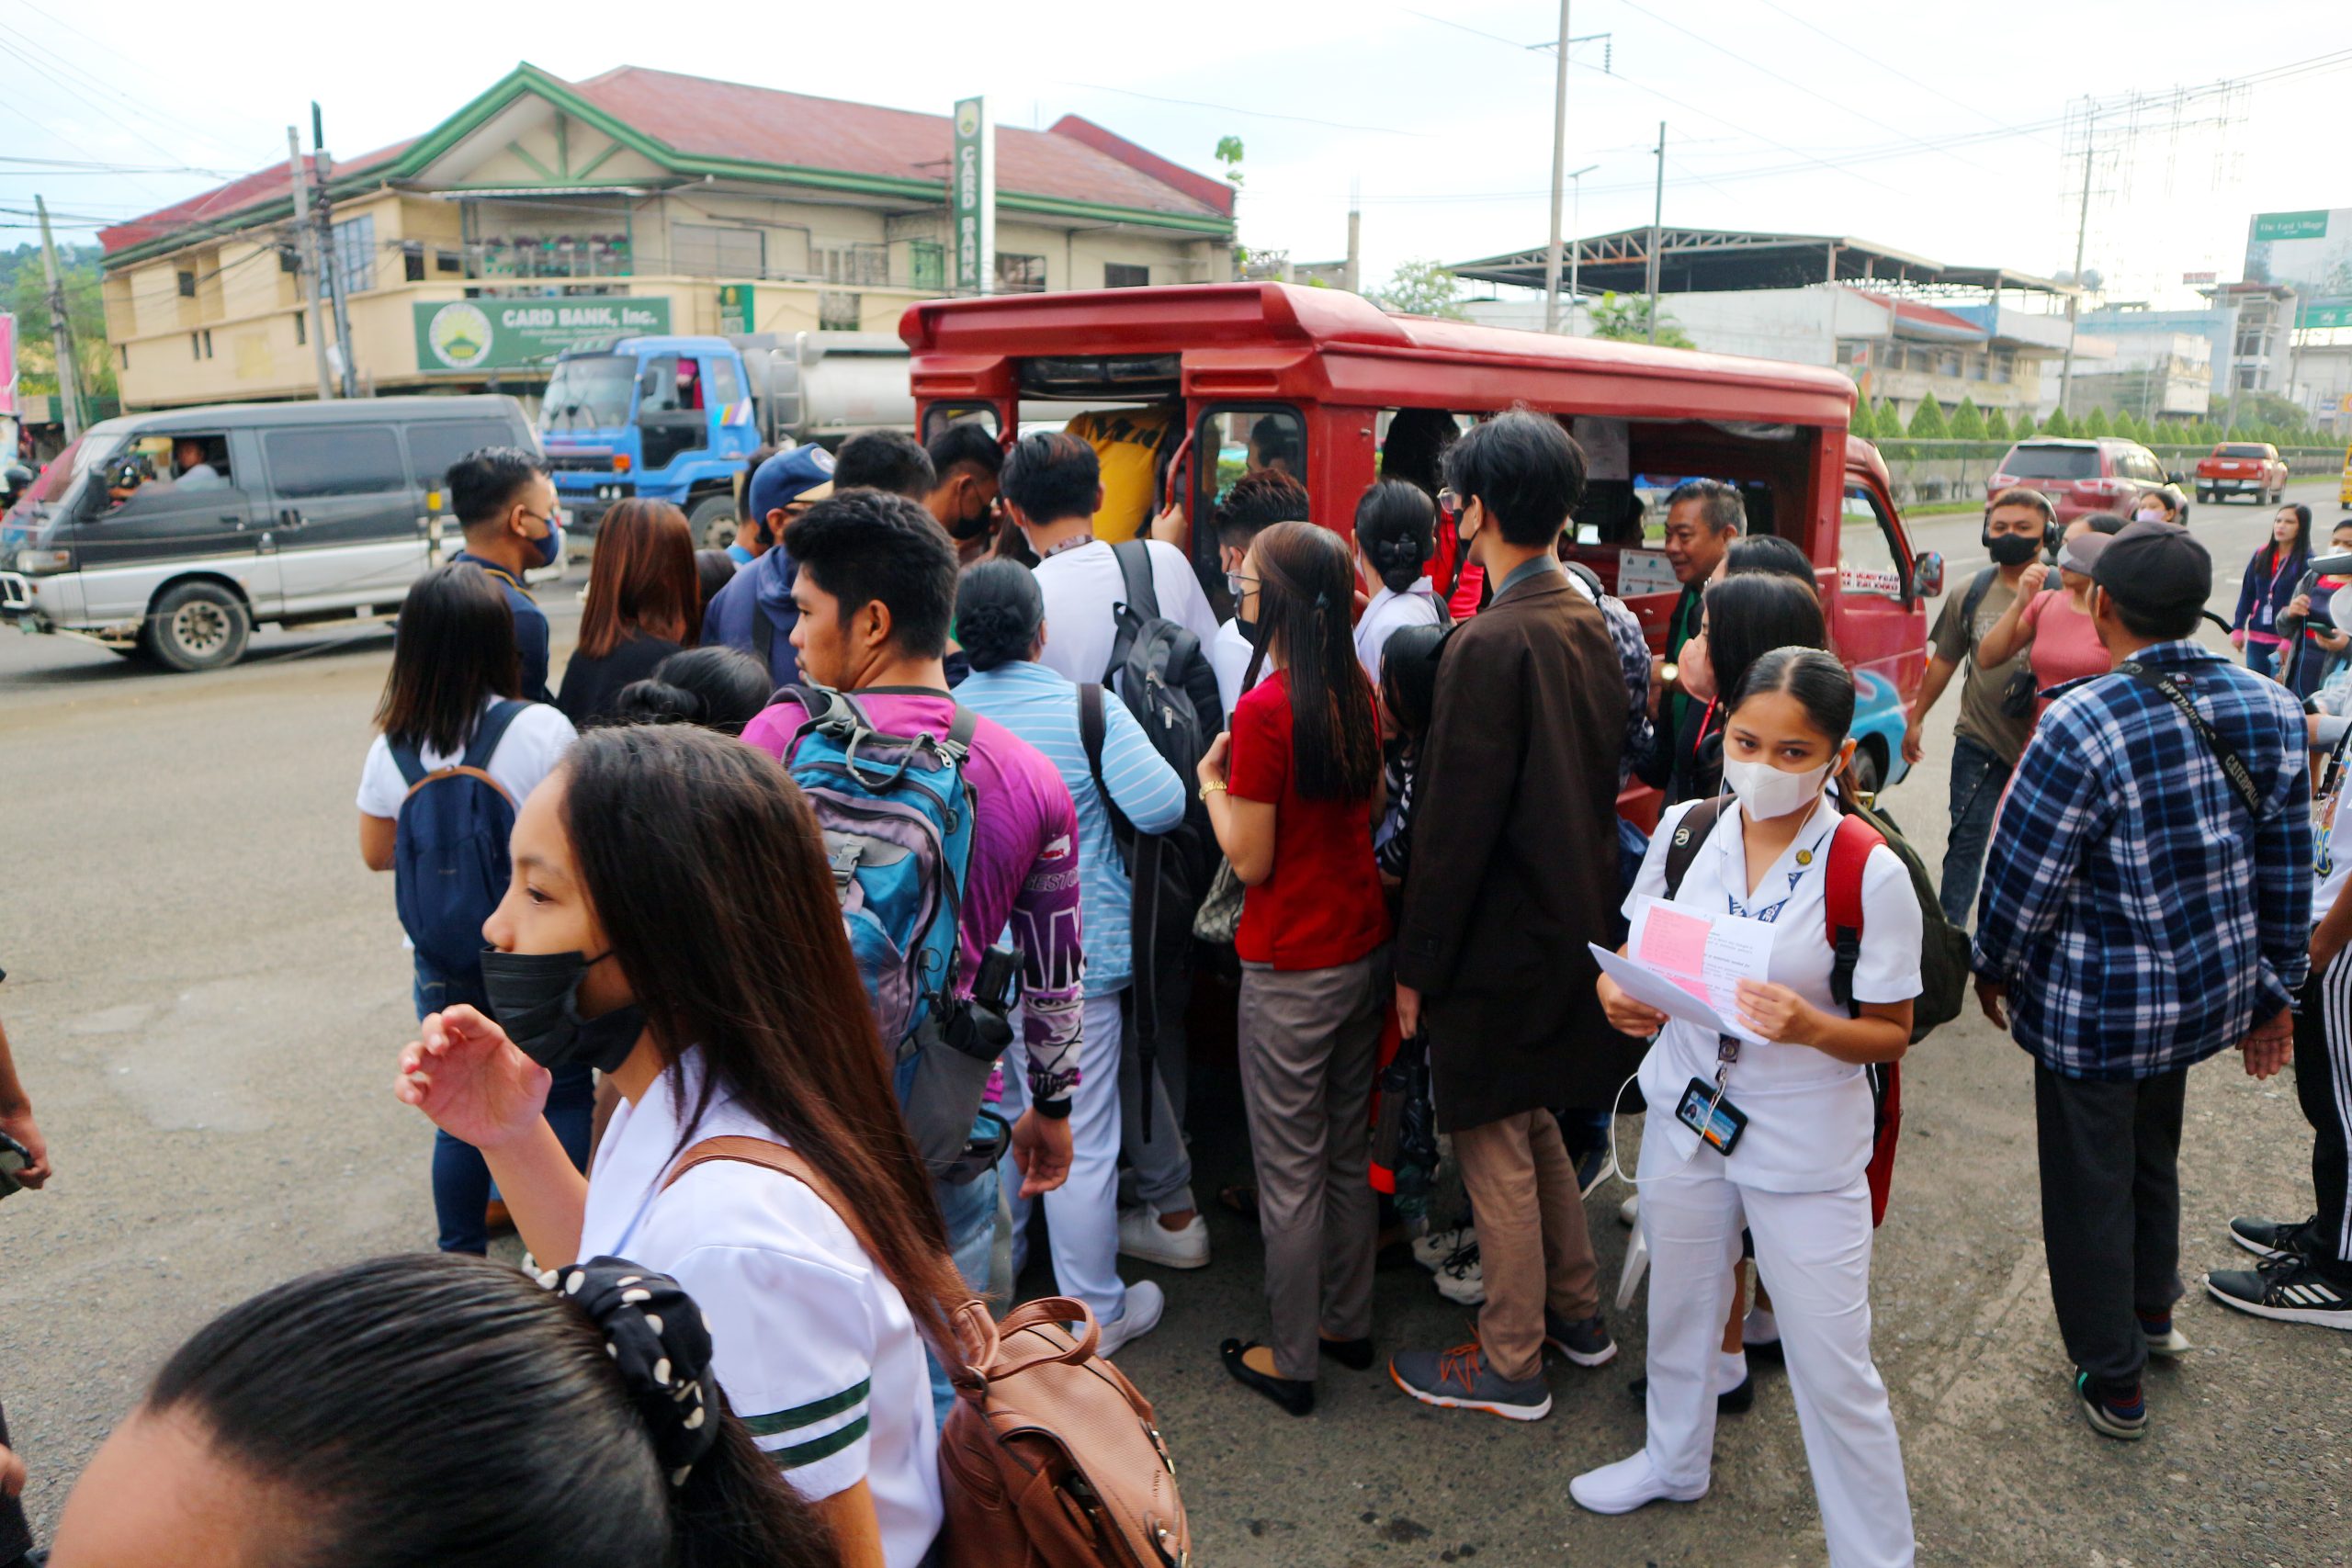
xmin=413 ymin=298 xmax=673 ymax=373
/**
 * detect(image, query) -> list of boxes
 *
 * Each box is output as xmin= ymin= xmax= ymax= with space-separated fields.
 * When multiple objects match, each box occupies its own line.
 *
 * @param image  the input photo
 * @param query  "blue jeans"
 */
xmin=2246 ymin=640 xmax=2280 ymax=681
xmin=415 ymin=967 xmax=595 ymax=1255
xmin=1939 ymin=734 xmax=2012 ymax=931
xmin=927 ymin=1162 xmax=1001 ymax=1427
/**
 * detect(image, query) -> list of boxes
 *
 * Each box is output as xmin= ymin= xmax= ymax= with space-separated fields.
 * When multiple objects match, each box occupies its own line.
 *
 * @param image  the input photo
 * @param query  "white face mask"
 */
xmin=1723 ymin=755 xmax=1831 ymax=819
xmin=2132 ymin=508 xmax=2163 ymax=524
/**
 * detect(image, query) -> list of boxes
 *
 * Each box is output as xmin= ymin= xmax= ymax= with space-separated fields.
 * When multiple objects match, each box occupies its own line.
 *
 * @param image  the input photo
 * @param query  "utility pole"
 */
xmin=1645 ymin=121 xmax=1666 ymax=344
xmin=1541 ymin=0 xmax=1572 ymax=333
xmin=313 ymin=102 xmax=357 ymax=399
xmin=1565 ymin=162 xmax=1596 ymax=334
xmin=2056 ymin=102 xmax=2094 ymax=418
xmin=35 ymin=195 xmax=82 ymax=441
xmin=287 ymin=127 xmax=334 ymax=400
xmin=1344 ymin=177 xmax=1361 ymax=295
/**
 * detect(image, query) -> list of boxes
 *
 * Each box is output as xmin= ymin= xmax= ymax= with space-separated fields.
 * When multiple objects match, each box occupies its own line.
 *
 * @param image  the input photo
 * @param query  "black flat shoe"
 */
xmin=1744 ymin=1336 xmax=1784 ymax=1365
xmin=1222 ymin=1337 xmax=1315 ymax=1416
xmin=1627 ymin=1372 xmax=1756 ymax=1415
xmin=1317 ymin=1336 xmax=1375 ymax=1371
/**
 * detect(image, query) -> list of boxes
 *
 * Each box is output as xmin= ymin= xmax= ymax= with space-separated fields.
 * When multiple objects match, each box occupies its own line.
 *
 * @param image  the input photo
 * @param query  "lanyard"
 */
xmin=1722 ymin=815 xmax=1839 ymax=924
xmin=1690 ymin=696 xmax=1720 ymax=767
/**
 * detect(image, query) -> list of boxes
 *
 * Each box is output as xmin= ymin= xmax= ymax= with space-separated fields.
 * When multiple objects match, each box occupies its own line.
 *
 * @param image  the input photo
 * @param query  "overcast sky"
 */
xmin=6 ymin=0 xmax=2345 ymax=314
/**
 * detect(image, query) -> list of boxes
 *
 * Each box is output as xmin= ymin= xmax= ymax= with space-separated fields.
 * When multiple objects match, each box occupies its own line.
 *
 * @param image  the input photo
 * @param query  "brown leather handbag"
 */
xmin=664 ymin=1137 xmax=1191 ymax=1568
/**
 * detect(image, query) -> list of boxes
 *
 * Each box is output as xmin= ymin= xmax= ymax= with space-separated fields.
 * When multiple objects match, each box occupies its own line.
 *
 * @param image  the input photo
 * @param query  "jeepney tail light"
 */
xmin=613 ymin=454 xmax=631 ymax=472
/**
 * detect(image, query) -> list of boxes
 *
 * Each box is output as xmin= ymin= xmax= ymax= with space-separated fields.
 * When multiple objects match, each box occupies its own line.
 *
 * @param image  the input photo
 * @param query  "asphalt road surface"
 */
xmin=3 ymin=479 xmax=2348 ymax=1566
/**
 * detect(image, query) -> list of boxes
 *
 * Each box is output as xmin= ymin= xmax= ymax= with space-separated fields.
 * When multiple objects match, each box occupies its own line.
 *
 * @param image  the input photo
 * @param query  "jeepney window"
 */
xmin=1198 ymin=408 xmax=1305 ymax=504
xmin=922 ymin=404 xmax=1000 ymax=441
xmin=1840 ymin=485 xmax=1906 ymax=601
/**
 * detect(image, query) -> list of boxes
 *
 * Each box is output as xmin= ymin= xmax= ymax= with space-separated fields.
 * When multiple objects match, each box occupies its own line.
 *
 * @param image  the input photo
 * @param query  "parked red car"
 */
xmin=2194 ymin=443 xmax=2290 ymax=506
xmin=1987 ymin=437 xmax=2188 ymax=525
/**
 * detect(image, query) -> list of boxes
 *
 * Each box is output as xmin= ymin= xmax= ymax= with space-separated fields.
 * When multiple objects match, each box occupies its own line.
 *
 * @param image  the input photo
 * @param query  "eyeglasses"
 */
xmin=1436 ymin=489 xmax=1464 ymax=519
xmin=1226 ymin=570 xmax=1259 ymax=599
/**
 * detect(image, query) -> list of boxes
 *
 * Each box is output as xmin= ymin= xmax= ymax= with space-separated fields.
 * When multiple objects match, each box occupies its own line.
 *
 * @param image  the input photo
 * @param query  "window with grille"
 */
xmin=1105 ymin=263 xmax=1149 ymax=288
xmin=333 ymin=213 xmax=375 ymax=292
xmin=673 ymin=222 xmax=766 ymax=279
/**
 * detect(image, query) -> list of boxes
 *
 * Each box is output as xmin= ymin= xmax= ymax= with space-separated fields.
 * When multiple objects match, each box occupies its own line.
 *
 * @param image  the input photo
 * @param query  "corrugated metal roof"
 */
xmin=100 ymin=141 xmax=413 ymax=254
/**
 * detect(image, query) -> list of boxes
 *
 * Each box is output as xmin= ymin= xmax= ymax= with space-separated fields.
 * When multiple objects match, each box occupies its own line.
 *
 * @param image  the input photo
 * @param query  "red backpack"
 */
xmin=1659 ymin=798 xmax=1903 ymax=1226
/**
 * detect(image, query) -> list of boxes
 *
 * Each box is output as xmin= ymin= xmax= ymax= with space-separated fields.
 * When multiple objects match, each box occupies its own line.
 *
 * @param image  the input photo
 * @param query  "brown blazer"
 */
xmin=1395 ymin=565 xmax=1640 ymax=1132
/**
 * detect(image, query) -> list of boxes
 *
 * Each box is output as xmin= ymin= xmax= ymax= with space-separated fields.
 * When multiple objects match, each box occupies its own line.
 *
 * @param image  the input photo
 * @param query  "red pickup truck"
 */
xmin=2195 ymin=443 xmax=2290 ymax=506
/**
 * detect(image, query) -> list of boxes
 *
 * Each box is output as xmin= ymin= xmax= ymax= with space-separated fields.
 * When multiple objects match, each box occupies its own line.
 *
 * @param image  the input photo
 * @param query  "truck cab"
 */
xmin=538 ymin=335 xmax=762 ymax=543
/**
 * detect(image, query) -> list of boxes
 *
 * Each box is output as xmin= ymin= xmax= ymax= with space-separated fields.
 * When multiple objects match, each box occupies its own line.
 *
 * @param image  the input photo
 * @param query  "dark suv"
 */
xmin=1986 ymin=438 xmax=2188 ymax=526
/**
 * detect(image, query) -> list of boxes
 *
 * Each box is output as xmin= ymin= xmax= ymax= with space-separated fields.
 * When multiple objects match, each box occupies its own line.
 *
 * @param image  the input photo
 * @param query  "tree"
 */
xmin=2043 ymin=407 xmax=2075 ymax=437
xmin=1948 ymin=397 xmax=1986 ymax=440
xmin=1907 ymin=399 xmax=1950 ymax=438
xmin=1372 ymin=258 xmax=1468 ymax=320
xmin=1983 ymin=404 xmax=2011 ymax=442
xmin=1587 ymin=291 xmax=1694 ymax=348
xmin=1848 ymin=397 xmax=1876 ymax=440
xmin=6 ymin=242 xmax=117 ymax=408
xmin=2014 ymin=409 xmax=2039 ymax=439
xmin=1216 ymin=135 xmax=1246 ymax=271
xmin=2082 ymin=406 xmax=2112 ymax=438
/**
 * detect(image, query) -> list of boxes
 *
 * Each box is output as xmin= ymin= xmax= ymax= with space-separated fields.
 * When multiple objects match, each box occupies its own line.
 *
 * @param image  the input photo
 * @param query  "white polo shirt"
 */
xmin=1624 ymin=795 xmax=1923 ymax=1192
xmin=1208 ymin=617 xmax=1267 ymax=718
xmin=1033 ymin=538 xmax=1220 ymax=688
xmin=579 ymin=1048 xmax=943 ymax=1567
xmin=1352 ymin=580 xmax=1445 ymax=686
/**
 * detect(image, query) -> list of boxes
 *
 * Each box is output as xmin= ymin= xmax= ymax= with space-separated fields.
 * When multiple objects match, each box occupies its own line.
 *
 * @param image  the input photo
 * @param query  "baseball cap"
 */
xmin=2057 ymin=529 xmax=2110 ymax=576
xmin=746 ymin=446 xmax=836 ymax=518
xmin=2088 ymin=517 xmax=2210 ymax=619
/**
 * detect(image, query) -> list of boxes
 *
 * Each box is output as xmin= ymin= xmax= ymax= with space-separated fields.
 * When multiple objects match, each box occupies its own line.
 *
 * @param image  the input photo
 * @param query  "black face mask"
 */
xmin=1985 ymin=532 xmax=2041 ymax=567
xmin=948 ymin=503 xmax=995 ymax=542
xmin=481 ymin=947 xmax=646 ymax=1075
xmin=1235 ymin=612 xmax=1264 ymax=649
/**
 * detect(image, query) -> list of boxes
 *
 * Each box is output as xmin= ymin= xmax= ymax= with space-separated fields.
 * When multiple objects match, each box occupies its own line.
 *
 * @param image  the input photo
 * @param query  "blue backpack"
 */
xmin=390 ymin=700 xmax=528 ymax=1011
xmin=780 ymin=686 xmax=1001 ymax=1179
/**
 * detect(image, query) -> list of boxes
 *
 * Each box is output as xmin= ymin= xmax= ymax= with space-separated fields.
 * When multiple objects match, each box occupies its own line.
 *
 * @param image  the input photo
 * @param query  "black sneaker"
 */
xmin=2073 ymin=1371 xmax=2146 ymax=1441
xmin=1543 ymin=1308 xmax=1618 ymax=1368
xmin=2206 ymin=1255 xmax=2352 ymax=1330
xmin=2228 ymin=1214 xmax=2318 ymax=1262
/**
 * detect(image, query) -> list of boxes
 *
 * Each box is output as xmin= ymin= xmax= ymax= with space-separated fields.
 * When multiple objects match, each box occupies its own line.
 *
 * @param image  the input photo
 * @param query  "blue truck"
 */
xmin=537 ymin=331 xmax=914 ymax=546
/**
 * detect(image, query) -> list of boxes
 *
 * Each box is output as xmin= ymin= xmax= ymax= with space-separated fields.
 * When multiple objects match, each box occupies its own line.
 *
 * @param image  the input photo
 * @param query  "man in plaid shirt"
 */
xmin=1973 ymin=518 xmax=2307 ymax=1442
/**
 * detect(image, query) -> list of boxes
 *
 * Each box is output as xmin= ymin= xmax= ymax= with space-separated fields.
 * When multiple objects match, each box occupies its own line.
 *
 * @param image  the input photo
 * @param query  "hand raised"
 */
xmin=395 ymin=1003 xmax=550 ymax=1151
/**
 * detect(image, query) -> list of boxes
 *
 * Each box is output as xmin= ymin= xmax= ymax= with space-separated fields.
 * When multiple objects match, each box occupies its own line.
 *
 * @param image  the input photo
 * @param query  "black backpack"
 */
xmin=390 ymin=700 xmax=529 ymax=1012
xmin=1080 ymin=540 xmax=1224 ymax=1138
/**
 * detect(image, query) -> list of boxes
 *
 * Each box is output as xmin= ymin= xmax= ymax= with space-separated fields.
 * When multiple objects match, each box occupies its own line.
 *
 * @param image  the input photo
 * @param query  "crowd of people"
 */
xmin=3 ymin=409 xmax=2346 ymax=1568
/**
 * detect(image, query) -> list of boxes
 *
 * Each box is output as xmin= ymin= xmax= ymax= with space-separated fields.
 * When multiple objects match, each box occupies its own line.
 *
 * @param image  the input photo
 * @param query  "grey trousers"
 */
xmin=1118 ymin=987 xmax=1197 ymax=1216
xmin=1238 ymin=952 xmax=1386 ymax=1382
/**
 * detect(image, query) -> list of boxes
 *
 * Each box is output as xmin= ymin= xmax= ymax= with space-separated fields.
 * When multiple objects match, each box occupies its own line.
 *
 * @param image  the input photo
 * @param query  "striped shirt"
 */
xmin=1973 ymin=639 xmax=2311 ymax=1080
xmin=955 ymin=660 xmax=1188 ymax=994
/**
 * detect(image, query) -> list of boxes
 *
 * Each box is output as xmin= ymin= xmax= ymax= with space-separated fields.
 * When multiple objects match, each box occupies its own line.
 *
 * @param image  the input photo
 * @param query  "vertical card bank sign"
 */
xmin=952 ymin=96 xmax=995 ymax=296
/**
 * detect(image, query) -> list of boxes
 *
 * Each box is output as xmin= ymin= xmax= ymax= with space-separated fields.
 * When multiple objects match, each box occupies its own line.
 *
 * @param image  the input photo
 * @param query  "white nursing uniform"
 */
xmin=1625 ymin=795 xmax=1921 ymax=1568
xmin=579 ymin=1048 xmax=944 ymax=1568
xmin=1351 ymin=580 xmax=1445 ymax=686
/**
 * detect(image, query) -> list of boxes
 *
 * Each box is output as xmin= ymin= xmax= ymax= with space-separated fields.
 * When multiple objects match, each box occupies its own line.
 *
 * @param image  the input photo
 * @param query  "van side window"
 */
xmin=1839 ymin=486 xmax=1906 ymax=600
xmin=407 ymin=421 xmax=526 ymax=496
xmin=267 ymin=427 xmax=407 ymax=498
xmin=707 ymin=355 xmax=742 ymax=415
xmin=925 ymin=404 xmax=1000 ymax=441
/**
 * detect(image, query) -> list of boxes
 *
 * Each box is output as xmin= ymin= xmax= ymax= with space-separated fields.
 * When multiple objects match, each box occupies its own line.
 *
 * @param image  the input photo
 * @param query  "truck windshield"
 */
xmin=539 ymin=355 xmax=637 ymax=431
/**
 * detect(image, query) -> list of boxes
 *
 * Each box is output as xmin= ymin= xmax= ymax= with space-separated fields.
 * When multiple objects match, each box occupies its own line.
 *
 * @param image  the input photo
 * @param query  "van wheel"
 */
xmin=1849 ymin=741 xmax=1886 ymax=799
xmin=145 ymin=581 xmax=250 ymax=671
xmin=687 ymin=492 xmax=741 ymax=551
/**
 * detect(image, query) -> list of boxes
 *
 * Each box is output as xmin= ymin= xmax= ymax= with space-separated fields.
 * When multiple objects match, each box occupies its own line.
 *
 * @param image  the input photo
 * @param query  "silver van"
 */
xmin=1 ymin=395 xmax=538 ymax=671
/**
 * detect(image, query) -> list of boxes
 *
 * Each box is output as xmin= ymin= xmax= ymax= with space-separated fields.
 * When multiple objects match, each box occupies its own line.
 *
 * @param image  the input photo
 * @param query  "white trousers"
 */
xmin=999 ymin=988 xmax=1127 ymax=1322
xmin=1638 ymin=1116 xmax=1915 ymax=1568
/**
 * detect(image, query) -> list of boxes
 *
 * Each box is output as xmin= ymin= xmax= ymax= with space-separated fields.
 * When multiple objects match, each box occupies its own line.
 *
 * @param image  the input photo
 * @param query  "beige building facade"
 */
xmin=100 ymin=64 xmax=1237 ymax=410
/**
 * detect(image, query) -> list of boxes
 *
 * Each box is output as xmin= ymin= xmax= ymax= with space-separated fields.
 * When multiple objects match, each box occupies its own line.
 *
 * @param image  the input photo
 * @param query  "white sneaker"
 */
xmin=1412 ymin=1224 xmax=1475 ymax=1272
xmin=1117 ymin=1206 xmax=1209 ymax=1269
xmin=1433 ymin=1241 xmax=1486 ymax=1305
xmin=1568 ymin=1450 xmax=1709 ymax=1516
xmin=1093 ymin=1280 xmax=1165 ymax=1359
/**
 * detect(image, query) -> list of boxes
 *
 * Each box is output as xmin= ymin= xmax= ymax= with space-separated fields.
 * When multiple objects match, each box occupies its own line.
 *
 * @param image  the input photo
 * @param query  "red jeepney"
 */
xmin=900 ymin=283 xmax=1941 ymax=810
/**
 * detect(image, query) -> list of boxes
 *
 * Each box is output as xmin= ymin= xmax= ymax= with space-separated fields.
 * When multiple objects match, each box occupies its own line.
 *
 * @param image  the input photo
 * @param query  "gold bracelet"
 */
xmin=1199 ymin=780 xmax=1227 ymax=800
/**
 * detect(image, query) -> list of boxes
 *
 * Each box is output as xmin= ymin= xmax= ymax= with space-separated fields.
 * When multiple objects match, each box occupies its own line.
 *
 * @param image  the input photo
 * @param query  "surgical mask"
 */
xmin=1723 ymin=755 xmax=1831 ymax=820
xmin=2133 ymin=508 xmax=2163 ymax=524
xmin=531 ymin=522 xmax=565 ymax=569
xmin=1985 ymin=533 xmax=2040 ymax=567
xmin=481 ymin=947 xmax=645 ymax=1074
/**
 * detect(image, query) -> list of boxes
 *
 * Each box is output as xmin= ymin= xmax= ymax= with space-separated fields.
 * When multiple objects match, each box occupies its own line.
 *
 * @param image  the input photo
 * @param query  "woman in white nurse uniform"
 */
xmin=1580 ymin=647 xmax=1921 ymax=1568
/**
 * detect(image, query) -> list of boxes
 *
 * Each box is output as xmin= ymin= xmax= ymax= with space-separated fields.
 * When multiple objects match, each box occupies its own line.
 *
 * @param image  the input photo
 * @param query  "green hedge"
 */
xmin=1863 ymin=438 xmax=2344 ymax=463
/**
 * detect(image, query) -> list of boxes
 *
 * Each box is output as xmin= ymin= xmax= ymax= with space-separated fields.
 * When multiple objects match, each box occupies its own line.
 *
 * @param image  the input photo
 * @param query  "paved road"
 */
xmin=3 ymin=482 xmax=2348 ymax=1565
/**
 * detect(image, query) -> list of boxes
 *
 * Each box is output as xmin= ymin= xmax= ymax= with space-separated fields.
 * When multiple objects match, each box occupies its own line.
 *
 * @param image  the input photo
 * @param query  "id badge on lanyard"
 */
xmin=1674 ymin=1034 xmax=1748 ymax=1156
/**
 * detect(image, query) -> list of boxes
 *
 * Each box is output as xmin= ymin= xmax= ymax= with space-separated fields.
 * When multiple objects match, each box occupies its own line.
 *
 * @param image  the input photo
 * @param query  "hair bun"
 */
xmin=542 ymin=1258 xmax=718 ymax=1487
xmin=610 ymin=677 xmax=706 ymax=728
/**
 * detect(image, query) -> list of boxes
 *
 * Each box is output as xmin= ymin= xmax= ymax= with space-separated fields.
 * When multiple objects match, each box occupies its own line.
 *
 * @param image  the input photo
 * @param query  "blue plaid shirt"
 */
xmin=1973 ymin=639 xmax=2311 ymax=1080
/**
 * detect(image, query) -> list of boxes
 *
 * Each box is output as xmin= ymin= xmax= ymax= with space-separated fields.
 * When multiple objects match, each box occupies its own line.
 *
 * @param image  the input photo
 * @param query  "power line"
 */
xmin=1747 ymin=0 xmax=2063 ymax=150
xmin=1056 ymin=80 xmax=1430 ymax=137
xmin=0 ymin=15 xmax=263 ymax=166
xmin=13 ymin=0 xmax=281 ymax=142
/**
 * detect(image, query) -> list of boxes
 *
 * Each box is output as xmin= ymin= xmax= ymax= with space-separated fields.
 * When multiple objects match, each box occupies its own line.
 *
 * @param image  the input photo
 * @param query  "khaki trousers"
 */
xmin=1237 ymin=953 xmax=1385 ymax=1382
xmin=1453 ymin=1108 xmax=1600 ymax=1382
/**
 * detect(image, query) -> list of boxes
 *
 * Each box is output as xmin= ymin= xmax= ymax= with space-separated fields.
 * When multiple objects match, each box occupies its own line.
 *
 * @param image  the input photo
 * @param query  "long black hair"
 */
xmin=558 ymin=728 xmax=966 ymax=1352
xmin=1354 ymin=479 xmax=1438 ymax=593
xmin=1250 ymin=520 xmax=1381 ymax=800
xmin=954 ymin=558 xmax=1045 ymax=671
xmin=2267 ymin=502 xmax=2313 ymax=573
xmin=145 ymin=1253 xmax=831 ymax=1568
xmin=610 ymin=646 xmax=774 ymax=736
xmin=1379 ymin=622 xmax=1448 ymax=743
xmin=1702 ymin=571 xmax=1826 ymax=703
xmin=376 ymin=562 xmax=521 ymax=755
xmin=1729 ymin=646 xmax=1855 ymax=744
